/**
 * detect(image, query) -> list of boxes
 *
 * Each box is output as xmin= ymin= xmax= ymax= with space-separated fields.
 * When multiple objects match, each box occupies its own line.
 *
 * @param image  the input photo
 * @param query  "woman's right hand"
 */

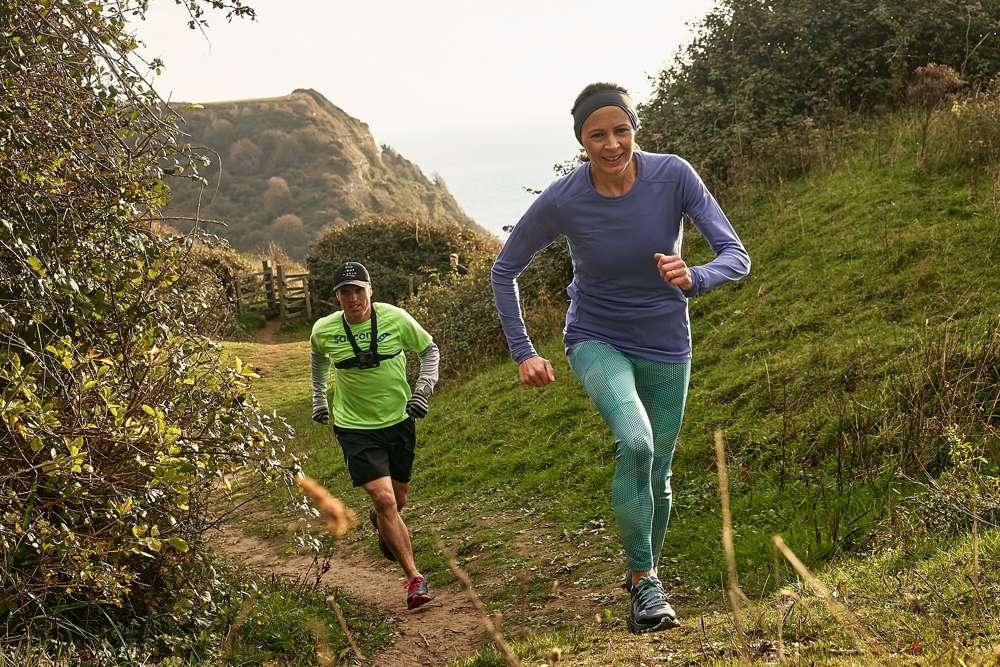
xmin=518 ymin=355 xmax=555 ymax=387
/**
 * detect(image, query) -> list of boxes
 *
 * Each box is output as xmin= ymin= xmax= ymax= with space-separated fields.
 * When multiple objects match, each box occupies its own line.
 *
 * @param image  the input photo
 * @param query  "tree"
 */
xmin=0 ymin=0 xmax=296 ymax=656
xmin=229 ymin=136 xmax=263 ymax=173
xmin=263 ymin=175 xmax=292 ymax=216
xmin=639 ymin=0 xmax=1000 ymax=187
xmin=270 ymin=212 xmax=308 ymax=257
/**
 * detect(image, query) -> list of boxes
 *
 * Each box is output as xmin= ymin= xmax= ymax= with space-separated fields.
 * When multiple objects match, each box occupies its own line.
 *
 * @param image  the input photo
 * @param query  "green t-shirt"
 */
xmin=310 ymin=302 xmax=433 ymax=429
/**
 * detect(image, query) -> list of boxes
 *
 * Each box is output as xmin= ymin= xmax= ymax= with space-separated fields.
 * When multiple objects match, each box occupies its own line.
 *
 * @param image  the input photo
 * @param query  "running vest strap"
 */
xmin=334 ymin=307 xmax=401 ymax=369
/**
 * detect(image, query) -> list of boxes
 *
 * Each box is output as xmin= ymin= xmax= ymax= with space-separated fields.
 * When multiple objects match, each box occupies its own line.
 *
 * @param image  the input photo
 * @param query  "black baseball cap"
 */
xmin=332 ymin=261 xmax=371 ymax=291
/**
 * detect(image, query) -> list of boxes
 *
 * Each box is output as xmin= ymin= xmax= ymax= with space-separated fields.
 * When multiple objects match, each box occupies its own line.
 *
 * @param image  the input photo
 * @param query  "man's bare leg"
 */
xmin=364 ymin=476 xmax=417 ymax=577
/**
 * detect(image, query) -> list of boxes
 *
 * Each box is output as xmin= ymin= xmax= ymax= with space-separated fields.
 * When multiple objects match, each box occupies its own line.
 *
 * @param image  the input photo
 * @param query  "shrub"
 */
xmin=0 ymin=0 xmax=297 ymax=654
xmin=404 ymin=241 xmax=572 ymax=380
xmin=640 ymin=0 xmax=1000 ymax=188
xmin=926 ymin=75 xmax=1000 ymax=181
xmin=308 ymin=215 xmax=500 ymax=309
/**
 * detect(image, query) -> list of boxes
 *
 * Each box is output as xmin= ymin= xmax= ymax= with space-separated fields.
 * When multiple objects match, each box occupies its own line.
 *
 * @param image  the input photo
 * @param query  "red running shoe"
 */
xmin=405 ymin=574 xmax=433 ymax=610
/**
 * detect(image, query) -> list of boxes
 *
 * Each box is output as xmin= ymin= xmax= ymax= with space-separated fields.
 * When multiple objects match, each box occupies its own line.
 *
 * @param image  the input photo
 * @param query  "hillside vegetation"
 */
xmin=165 ymin=88 xmax=482 ymax=258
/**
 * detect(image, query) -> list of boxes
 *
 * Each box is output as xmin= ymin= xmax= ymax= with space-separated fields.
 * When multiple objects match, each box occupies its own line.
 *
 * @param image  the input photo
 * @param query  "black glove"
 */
xmin=405 ymin=389 xmax=429 ymax=419
xmin=312 ymin=407 xmax=329 ymax=425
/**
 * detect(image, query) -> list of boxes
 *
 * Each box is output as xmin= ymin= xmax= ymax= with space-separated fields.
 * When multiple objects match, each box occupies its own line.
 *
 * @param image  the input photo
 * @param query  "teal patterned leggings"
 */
xmin=567 ymin=340 xmax=690 ymax=572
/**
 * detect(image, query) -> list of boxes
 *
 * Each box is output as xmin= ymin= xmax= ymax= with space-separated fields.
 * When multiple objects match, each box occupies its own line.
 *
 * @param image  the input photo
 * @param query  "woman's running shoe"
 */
xmin=627 ymin=575 xmax=679 ymax=634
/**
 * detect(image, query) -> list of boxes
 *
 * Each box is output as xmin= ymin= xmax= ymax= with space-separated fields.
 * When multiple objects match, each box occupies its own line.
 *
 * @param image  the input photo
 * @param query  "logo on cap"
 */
xmin=332 ymin=261 xmax=371 ymax=291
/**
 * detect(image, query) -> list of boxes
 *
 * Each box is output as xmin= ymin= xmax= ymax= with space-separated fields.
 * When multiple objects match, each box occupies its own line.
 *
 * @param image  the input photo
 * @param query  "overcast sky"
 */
xmin=133 ymin=0 xmax=718 ymax=235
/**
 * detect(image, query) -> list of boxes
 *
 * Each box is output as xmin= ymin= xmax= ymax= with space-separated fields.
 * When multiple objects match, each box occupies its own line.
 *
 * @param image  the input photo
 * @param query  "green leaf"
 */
xmin=166 ymin=537 xmax=189 ymax=553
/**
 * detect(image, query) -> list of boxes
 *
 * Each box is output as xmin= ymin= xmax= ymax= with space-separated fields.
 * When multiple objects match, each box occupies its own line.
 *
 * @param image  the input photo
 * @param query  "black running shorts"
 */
xmin=333 ymin=417 xmax=416 ymax=487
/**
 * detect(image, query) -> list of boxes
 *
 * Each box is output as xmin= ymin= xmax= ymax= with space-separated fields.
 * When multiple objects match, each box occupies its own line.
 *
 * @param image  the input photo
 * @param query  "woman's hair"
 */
xmin=571 ymin=82 xmax=630 ymax=115
xmin=570 ymin=82 xmax=639 ymax=144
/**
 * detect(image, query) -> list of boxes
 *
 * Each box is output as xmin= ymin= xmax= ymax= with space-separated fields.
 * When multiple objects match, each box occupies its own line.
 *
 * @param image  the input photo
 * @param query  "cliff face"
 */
xmin=165 ymin=88 xmax=480 ymax=259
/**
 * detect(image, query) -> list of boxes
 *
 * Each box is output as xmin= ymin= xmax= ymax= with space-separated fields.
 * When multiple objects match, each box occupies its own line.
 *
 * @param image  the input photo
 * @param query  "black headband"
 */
xmin=572 ymin=90 xmax=639 ymax=144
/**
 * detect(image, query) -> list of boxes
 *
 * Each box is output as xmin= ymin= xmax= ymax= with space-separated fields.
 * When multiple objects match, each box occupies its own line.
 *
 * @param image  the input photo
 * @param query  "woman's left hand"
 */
xmin=654 ymin=253 xmax=693 ymax=291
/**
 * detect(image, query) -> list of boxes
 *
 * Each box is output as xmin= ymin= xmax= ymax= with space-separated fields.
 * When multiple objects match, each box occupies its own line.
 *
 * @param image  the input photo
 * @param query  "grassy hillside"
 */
xmin=164 ymin=89 xmax=483 ymax=259
xmin=238 ymin=111 xmax=1000 ymax=665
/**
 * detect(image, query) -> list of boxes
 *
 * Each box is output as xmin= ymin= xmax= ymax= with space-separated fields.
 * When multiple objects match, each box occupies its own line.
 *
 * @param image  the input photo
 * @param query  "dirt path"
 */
xmin=215 ymin=521 xmax=484 ymax=666
xmin=252 ymin=317 xmax=282 ymax=345
xmin=234 ymin=320 xmax=485 ymax=663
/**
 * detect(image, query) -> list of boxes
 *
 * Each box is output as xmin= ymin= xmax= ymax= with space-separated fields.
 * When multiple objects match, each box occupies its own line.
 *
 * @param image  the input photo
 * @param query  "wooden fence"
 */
xmin=234 ymin=260 xmax=313 ymax=323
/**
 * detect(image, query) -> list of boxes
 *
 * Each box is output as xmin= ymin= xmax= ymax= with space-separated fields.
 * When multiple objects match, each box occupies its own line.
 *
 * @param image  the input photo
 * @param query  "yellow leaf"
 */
xmin=167 ymin=537 xmax=189 ymax=553
xmin=117 ymin=497 xmax=133 ymax=516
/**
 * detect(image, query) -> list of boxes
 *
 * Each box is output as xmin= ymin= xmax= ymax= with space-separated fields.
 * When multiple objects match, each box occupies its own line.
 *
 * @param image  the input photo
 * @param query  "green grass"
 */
xmin=226 ymin=112 xmax=1000 ymax=665
xmin=218 ymin=578 xmax=394 ymax=666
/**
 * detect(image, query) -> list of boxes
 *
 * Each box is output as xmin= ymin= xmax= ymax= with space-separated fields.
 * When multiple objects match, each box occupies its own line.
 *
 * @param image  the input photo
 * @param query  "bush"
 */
xmin=0 ymin=0 xmax=297 ymax=654
xmin=640 ymin=0 xmax=1000 ymax=188
xmin=307 ymin=215 xmax=500 ymax=308
xmin=404 ymin=241 xmax=572 ymax=380
xmin=926 ymin=75 xmax=1000 ymax=178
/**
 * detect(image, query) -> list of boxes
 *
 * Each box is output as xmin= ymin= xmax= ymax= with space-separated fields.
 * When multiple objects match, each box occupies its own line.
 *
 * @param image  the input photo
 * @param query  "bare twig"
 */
xmin=775 ymin=591 xmax=799 ymax=664
xmin=327 ymin=595 xmax=365 ymax=663
xmin=714 ymin=430 xmax=750 ymax=662
xmin=153 ymin=215 xmax=229 ymax=227
xmin=772 ymin=535 xmax=885 ymax=656
xmin=437 ymin=537 xmax=523 ymax=667
xmin=219 ymin=589 xmax=259 ymax=662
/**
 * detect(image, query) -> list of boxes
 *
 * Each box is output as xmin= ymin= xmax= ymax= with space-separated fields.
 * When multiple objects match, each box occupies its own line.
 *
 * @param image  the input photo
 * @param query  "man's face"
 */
xmin=335 ymin=284 xmax=371 ymax=323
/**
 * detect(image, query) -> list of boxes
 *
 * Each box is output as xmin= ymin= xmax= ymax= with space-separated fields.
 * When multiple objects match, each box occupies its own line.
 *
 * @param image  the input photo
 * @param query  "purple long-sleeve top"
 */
xmin=491 ymin=150 xmax=750 ymax=364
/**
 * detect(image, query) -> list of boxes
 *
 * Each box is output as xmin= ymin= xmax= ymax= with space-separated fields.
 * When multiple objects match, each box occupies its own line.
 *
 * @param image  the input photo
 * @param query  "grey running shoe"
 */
xmin=627 ymin=575 xmax=679 ymax=634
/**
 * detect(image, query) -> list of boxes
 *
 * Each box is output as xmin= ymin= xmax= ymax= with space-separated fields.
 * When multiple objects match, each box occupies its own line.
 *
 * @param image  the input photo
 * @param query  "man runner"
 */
xmin=310 ymin=261 xmax=440 ymax=610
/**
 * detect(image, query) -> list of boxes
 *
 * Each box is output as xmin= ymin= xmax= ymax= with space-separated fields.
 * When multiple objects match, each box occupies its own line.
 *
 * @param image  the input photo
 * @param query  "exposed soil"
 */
xmin=215 ymin=519 xmax=485 ymax=666
xmin=252 ymin=317 xmax=282 ymax=345
xmin=224 ymin=318 xmax=486 ymax=665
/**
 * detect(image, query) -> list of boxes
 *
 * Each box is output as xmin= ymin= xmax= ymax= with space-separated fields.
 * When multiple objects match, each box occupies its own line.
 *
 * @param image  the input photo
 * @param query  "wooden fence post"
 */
xmin=234 ymin=279 xmax=245 ymax=317
xmin=276 ymin=264 xmax=288 ymax=323
xmin=262 ymin=260 xmax=276 ymax=317
xmin=303 ymin=275 xmax=313 ymax=320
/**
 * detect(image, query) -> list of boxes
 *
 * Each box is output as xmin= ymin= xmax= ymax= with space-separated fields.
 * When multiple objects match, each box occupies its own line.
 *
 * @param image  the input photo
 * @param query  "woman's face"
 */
xmin=580 ymin=105 xmax=635 ymax=180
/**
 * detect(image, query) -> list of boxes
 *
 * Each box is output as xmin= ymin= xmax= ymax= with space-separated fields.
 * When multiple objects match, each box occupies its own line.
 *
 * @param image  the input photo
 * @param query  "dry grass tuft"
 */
xmin=714 ymin=430 xmax=750 ymax=662
xmin=296 ymin=475 xmax=358 ymax=537
xmin=438 ymin=537 xmax=524 ymax=667
xmin=772 ymin=535 xmax=885 ymax=658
